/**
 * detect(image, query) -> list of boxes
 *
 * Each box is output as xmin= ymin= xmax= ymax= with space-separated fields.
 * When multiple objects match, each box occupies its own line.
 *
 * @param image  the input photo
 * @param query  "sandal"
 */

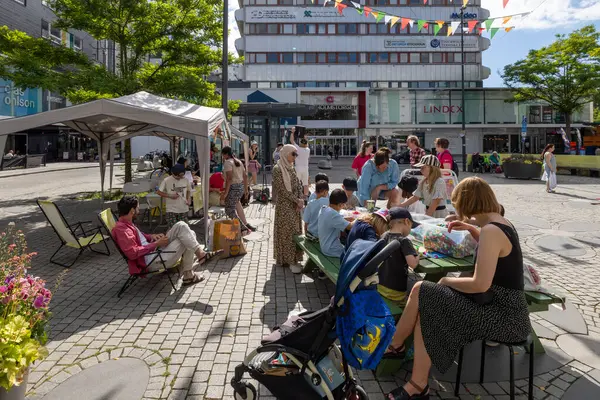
xmin=383 ymin=344 xmax=406 ymax=360
xmin=182 ymin=272 xmax=205 ymax=286
xmin=245 ymin=223 xmax=257 ymax=232
xmin=197 ymin=249 xmax=223 ymax=265
xmin=387 ymin=380 xmax=429 ymax=400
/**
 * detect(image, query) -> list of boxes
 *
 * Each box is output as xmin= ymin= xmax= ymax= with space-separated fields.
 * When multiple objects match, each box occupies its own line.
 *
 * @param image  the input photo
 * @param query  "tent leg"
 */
xmin=109 ymin=142 xmax=116 ymax=195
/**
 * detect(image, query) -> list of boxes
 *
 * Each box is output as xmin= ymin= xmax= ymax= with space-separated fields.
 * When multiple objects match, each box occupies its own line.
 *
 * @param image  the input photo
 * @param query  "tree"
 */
xmin=502 ymin=25 xmax=600 ymax=134
xmin=0 ymin=0 xmax=239 ymax=182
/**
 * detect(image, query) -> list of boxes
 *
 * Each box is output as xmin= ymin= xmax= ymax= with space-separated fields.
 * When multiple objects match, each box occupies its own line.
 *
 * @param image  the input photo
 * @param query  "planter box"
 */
xmin=503 ymin=162 xmax=542 ymax=179
xmin=0 ymin=369 xmax=28 ymax=400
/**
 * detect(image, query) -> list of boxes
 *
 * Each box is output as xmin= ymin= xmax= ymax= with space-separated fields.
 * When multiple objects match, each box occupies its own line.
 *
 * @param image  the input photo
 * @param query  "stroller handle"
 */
xmin=358 ymin=240 xmax=402 ymax=280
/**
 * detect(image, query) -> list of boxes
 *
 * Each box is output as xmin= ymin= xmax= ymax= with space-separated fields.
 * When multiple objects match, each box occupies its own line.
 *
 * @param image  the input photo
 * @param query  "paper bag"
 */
xmin=213 ymin=219 xmax=247 ymax=258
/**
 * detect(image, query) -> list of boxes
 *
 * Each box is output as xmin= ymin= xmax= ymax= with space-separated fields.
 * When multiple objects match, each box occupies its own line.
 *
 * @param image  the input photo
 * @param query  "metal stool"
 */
xmin=455 ymin=336 xmax=534 ymax=400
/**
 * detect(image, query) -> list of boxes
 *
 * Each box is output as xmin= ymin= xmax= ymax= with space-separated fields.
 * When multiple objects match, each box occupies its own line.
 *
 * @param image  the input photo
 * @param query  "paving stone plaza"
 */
xmin=1 ymin=161 xmax=600 ymax=400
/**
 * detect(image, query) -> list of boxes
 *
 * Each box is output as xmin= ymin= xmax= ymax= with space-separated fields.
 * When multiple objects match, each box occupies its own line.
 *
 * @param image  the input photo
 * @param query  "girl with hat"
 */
xmin=400 ymin=155 xmax=448 ymax=218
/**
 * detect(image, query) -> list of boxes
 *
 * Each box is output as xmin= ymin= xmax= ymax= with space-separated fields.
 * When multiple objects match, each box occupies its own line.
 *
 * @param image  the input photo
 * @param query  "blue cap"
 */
xmin=171 ymin=164 xmax=185 ymax=175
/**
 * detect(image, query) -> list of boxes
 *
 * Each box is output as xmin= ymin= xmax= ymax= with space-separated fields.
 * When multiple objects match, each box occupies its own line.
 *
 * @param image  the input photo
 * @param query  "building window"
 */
xmin=409 ymin=53 xmax=420 ymax=63
xmin=73 ymin=36 xmax=82 ymax=51
xmin=41 ymin=20 xmax=50 ymax=38
xmin=282 ymin=24 xmax=293 ymax=34
xmin=50 ymin=26 xmax=62 ymax=44
xmin=420 ymin=53 xmax=429 ymax=63
xmin=267 ymin=53 xmax=279 ymax=63
xmin=255 ymin=53 xmax=267 ymax=63
xmin=281 ymin=53 xmax=293 ymax=64
xmin=13 ymin=0 xmax=26 ymax=5
xmin=465 ymin=53 xmax=478 ymax=63
xmin=278 ymin=0 xmax=293 ymax=4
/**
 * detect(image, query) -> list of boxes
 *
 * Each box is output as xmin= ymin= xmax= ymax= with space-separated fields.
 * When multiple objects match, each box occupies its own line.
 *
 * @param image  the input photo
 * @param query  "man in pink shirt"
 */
xmin=112 ymin=196 xmax=221 ymax=285
xmin=434 ymin=137 xmax=454 ymax=170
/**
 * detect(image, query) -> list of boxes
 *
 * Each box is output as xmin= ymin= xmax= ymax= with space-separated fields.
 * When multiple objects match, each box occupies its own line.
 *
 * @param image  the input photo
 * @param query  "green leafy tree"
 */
xmin=502 ymin=25 xmax=600 ymax=134
xmin=0 ymin=0 xmax=239 ymax=182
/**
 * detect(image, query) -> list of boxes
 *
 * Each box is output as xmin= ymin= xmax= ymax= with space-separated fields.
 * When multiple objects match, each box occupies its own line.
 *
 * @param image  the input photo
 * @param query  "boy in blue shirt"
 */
xmin=318 ymin=189 xmax=354 ymax=258
xmin=308 ymin=173 xmax=329 ymax=202
xmin=303 ymin=180 xmax=329 ymax=239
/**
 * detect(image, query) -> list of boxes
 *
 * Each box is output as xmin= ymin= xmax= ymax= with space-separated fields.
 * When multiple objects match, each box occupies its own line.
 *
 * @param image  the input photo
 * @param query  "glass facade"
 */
xmin=1 ymin=79 xmax=44 ymax=117
xmin=369 ymin=89 xmax=590 ymax=126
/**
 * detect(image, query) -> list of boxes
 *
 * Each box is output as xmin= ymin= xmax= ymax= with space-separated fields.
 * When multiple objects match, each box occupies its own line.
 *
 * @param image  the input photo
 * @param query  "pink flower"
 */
xmin=33 ymin=296 xmax=45 ymax=309
xmin=0 ymin=286 xmax=7 ymax=294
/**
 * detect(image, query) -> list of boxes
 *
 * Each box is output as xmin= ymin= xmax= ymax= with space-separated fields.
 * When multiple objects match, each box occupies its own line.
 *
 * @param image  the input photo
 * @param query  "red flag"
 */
xmin=336 ymin=2 xmax=347 ymax=14
xmin=467 ymin=20 xmax=478 ymax=33
xmin=477 ymin=27 xmax=485 ymax=35
xmin=503 ymin=0 xmax=509 ymax=7
xmin=401 ymin=17 xmax=411 ymax=30
xmin=364 ymin=6 xmax=371 ymax=17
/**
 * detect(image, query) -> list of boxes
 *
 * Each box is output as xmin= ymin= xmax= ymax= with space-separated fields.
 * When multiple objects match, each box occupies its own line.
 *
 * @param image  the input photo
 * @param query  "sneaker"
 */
xmin=290 ymin=264 xmax=303 ymax=274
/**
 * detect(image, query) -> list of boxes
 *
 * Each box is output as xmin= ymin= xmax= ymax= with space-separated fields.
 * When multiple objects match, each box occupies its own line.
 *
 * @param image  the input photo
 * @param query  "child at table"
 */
xmin=317 ymin=189 xmax=353 ymax=258
xmin=308 ymin=173 xmax=329 ymax=202
xmin=378 ymin=208 xmax=420 ymax=308
xmin=342 ymin=177 xmax=360 ymax=210
xmin=400 ymin=155 xmax=448 ymax=218
xmin=303 ymin=180 xmax=329 ymax=240
xmin=157 ymin=163 xmax=191 ymax=228
xmin=398 ymin=175 xmax=426 ymax=215
xmin=345 ymin=209 xmax=389 ymax=251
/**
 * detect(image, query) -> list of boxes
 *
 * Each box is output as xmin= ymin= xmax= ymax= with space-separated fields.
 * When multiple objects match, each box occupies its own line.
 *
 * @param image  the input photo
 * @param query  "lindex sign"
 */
xmin=423 ymin=105 xmax=463 ymax=114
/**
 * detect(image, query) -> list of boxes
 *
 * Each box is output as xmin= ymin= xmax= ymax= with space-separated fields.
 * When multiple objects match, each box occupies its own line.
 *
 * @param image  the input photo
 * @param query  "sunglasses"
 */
xmin=291 ymin=152 xmax=298 ymax=157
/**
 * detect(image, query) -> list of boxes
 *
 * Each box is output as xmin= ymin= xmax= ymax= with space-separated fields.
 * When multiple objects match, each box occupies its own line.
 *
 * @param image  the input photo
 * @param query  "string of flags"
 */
xmin=321 ymin=0 xmax=526 ymax=39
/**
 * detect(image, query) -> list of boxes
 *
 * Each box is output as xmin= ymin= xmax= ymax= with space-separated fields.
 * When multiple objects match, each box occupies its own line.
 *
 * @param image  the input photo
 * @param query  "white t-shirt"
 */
xmin=159 ymin=175 xmax=191 ymax=213
xmin=295 ymin=145 xmax=310 ymax=170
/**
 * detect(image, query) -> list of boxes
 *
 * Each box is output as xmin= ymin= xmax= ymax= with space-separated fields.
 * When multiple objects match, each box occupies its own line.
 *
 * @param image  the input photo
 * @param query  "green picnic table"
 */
xmin=294 ymin=235 xmax=564 ymax=360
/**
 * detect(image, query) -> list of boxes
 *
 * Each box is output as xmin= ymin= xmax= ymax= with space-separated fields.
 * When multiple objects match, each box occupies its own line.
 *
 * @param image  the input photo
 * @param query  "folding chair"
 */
xmin=37 ymin=200 xmax=110 ymax=268
xmin=98 ymin=209 xmax=180 ymax=297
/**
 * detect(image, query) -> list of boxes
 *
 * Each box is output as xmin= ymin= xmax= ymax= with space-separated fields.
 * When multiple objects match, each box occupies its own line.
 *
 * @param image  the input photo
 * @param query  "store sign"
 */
xmin=429 ymin=39 xmax=478 ymax=49
xmin=423 ymin=105 xmax=463 ymax=114
xmin=317 ymin=104 xmax=358 ymax=110
xmin=1 ymin=86 xmax=36 ymax=110
xmin=384 ymin=39 xmax=427 ymax=49
xmin=248 ymin=9 xmax=343 ymax=21
xmin=451 ymin=12 xmax=477 ymax=19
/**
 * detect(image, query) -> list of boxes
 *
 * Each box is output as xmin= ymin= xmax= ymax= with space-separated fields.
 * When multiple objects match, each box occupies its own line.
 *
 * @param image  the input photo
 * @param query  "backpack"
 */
xmin=336 ymin=287 xmax=396 ymax=370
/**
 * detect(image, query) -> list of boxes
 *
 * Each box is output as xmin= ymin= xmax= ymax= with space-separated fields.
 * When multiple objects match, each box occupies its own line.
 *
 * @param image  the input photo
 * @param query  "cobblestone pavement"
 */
xmin=1 ymin=161 xmax=599 ymax=399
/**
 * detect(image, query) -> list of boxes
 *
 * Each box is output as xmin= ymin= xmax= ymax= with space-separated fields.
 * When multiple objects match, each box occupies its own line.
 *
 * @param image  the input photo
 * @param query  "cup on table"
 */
xmin=366 ymin=200 xmax=375 ymax=212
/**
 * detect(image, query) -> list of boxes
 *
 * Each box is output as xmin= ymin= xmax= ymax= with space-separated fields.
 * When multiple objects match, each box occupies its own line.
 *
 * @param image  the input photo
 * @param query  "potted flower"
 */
xmin=0 ymin=224 xmax=51 ymax=400
xmin=502 ymin=154 xmax=543 ymax=179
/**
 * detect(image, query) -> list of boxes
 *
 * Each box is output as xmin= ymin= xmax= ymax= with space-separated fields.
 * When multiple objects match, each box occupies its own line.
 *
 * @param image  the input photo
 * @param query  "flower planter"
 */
xmin=0 ymin=370 xmax=28 ymax=400
xmin=503 ymin=162 xmax=542 ymax=179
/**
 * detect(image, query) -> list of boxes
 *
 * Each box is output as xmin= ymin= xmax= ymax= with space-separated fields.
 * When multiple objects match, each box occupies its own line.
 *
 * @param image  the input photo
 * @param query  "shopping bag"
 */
xmin=213 ymin=219 xmax=247 ymax=258
xmin=541 ymin=171 xmax=558 ymax=190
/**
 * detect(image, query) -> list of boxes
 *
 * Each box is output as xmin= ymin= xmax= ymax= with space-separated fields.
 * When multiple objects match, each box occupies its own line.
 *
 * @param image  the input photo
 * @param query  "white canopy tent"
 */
xmin=0 ymin=91 xmax=230 ymax=240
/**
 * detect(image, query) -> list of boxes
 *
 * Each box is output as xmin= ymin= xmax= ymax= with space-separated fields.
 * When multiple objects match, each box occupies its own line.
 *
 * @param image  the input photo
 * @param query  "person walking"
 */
xmin=221 ymin=146 xmax=255 ymax=234
xmin=272 ymin=145 xmax=305 ymax=273
xmin=542 ymin=144 xmax=557 ymax=193
xmin=407 ymin=135 xmax=426 ymax=167
xmin=352 ymin=141 xmax=374 ymax=177
xmin=291 ymin=134 xmax=311 ymax=197
xmin=334 ymin=143 xmax=340 ymax=160
xmin=248 ymin=141 xmax=261 ymax=185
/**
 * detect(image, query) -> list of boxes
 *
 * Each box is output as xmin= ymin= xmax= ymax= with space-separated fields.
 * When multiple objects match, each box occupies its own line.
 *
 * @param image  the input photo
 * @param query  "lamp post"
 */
xmin=222 ymin=0 xmax=228 ymax=116
xmin=460 ymin=5 xmax=466 ymax=172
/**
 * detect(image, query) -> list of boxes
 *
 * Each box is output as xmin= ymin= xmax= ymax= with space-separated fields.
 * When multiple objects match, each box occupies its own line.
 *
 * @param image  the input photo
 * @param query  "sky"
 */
xmin=226 ymin=0 xmax=600 ymax=88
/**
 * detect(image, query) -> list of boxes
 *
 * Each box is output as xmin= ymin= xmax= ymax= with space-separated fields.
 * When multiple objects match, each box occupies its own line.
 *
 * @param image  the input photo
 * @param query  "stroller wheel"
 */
xmin=346 ymin=384 xmax=368 ymax=400
xmin=233 ymin=382 xmax=257 ymax=400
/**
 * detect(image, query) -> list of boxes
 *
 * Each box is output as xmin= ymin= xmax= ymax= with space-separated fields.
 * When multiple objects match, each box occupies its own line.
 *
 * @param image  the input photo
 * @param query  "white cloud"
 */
xmin=481 ymin=0 xmax=600 ymax=30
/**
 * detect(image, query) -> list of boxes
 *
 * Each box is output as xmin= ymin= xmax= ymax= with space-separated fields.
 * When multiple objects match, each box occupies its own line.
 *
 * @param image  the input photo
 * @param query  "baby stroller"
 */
xmin=230 ymin=239 xmax=401 ymax=400
xmin=471 ymin=152 xmax=486 ymax=174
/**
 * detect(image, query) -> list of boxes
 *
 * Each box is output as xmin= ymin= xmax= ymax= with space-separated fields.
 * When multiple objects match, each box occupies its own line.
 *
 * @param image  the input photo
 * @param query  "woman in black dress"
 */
xmin=385 ymin=177 xmax=531 ymax=400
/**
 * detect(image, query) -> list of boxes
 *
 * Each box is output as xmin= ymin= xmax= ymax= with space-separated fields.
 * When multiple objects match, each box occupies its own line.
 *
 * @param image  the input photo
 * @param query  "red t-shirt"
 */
xmin=437 ymin=150 xmax=454 ymax=170
xmin=209 ymin=172 xmax=224 ymax=191
xmin=352 ymin=154 xmax=372 ymax=176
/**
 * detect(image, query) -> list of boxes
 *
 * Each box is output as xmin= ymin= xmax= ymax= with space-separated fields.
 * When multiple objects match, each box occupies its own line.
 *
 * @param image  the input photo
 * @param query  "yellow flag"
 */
xmin=502 ymin=16 xmax=512 ymax=25
xmin=505 ymin=27 xmax=513 ymax=32
xmin=436 ymin=20 xmax=445 ymax=28
xmin=462 ymin=0 xmax=469 ymax=7
xmin=390 ymin=16 xmax=400 ymax=28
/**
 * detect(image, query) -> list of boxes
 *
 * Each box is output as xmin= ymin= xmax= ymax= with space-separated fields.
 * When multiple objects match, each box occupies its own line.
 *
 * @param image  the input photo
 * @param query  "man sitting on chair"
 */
xmin=112 ymin=196 xmax=221 ymax=285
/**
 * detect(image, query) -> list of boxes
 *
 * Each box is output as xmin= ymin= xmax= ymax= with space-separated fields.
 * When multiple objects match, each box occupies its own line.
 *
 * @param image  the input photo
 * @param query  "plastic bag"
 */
xmin=411 ymin=223 xmax=477 ymax=258
xmin=541 ymin=170 xmax=557 ymax=189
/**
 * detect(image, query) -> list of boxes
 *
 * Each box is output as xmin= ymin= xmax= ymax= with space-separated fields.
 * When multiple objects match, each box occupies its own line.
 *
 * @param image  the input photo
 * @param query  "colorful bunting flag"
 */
xmin=417 ymin=19 xmax=427 ymax=32
xmin=447 ymin=26 xmax=453 ymax=36
xmin=503 ymin=0 xmax=510 ymax=8
xmin=434 ymin=24 xmax=442 ymax=36
xmin=374 ymin=11 xmax=385 ymax=22
xmin=390 ymin=16 xmax=400 ymax=27
xmin=502 ymin=17 xmax=512 ymax=25
xmin=462 ymin=0 xmax=469 ymax=7
xmin=505 ymin=27 xmax=513 ymax=32
xmin=450 ymin=21 xmax=461 ymax=35
xmin=490 ymin=27 xmax=499 ymax=39
xmin=467 ymin=20 xmax=478 ymax=32
xmin=477 ymin=27 xmax=485 ymax=35
xmin=336 ymin=2 xmax=347 ymax=14
xmin=424 ymin=0 xmax=427 ymax=4
xmin=364 ymin=6 xmax=372 ymax=17
xmin=351 ymin=1 xmax=360 ymax=9
xmin=372 ymin=11 xmax=379 ymax=20
xmin=485 ymin=19 xmax=494 ymax=31
xmin=401 ymin=17 xmax=412 ymax=30
xmin=436 ymin=20 xmax=445 ymax=28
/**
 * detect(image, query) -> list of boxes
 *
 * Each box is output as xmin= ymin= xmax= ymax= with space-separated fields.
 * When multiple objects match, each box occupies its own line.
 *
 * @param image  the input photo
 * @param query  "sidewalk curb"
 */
xmin=0 ymin=164 xmax=100 ymax=179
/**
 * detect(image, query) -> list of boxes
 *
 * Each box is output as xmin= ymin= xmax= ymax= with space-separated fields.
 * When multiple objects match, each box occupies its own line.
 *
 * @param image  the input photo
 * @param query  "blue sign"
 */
xmin=521 ymin=116 xmax=527 ymax=133
xmin=451 ymin=12 xmax=477 ymax=19
xmin=430 ymin=39 xmax=441 ymax=48
xmin=1 ymin=79 xmax=43 ymax=117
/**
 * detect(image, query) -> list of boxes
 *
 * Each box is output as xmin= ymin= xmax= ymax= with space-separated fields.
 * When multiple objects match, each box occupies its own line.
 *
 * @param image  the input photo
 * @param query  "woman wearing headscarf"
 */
xmin=272 ymin=144 xmax=305 ymax=273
